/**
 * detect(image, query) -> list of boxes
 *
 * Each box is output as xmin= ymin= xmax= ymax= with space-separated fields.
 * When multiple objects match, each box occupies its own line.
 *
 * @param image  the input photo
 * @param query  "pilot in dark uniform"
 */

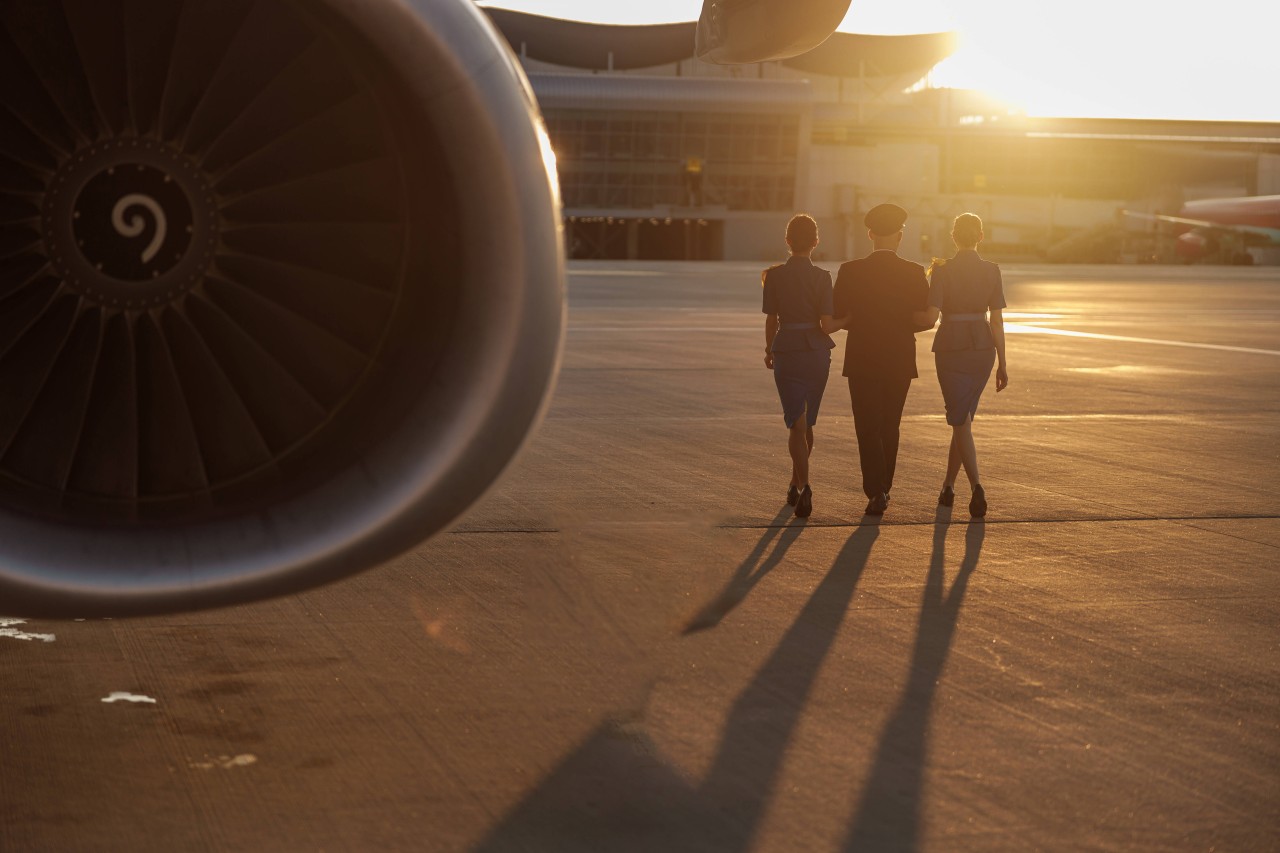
xmin=832 ymin=203 xmax=930 ymax=515
xmin=762 ymin=214 xmax=841 ymax=518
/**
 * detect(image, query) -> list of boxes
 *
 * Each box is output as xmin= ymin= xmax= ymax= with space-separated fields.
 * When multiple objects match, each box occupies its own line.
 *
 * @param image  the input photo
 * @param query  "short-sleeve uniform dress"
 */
xmin=928 ymin=249 xmax=1006 ymax=425
xmin=762 ymin=256 xmax=836 ymax=428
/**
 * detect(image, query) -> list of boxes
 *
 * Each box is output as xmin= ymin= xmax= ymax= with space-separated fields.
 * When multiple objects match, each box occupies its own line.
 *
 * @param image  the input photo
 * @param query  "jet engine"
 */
xmin=0 ymin=0 xmax=564 ymax=616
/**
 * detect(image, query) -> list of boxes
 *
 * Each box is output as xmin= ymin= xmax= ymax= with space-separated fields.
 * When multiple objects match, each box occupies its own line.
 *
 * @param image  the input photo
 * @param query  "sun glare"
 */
xmin=840 ymin=0 xmax=1279 ymax=122
xmin=480 ymin=0 xmax=1280 ymax=123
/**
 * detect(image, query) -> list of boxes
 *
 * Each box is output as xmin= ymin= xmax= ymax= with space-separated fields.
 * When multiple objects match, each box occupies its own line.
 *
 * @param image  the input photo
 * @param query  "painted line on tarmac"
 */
xmin=721 ymin=513 xmax=1280 ymax=529
xmin=450 ymin=527 xmax=559 ymax=535
xmin=570 ymin=325 xmax=759 ymax=332
xmin=570 ymin=322 xmax=1280 ymax=357
xmin=546 ymin=414 xmax=1203 ymax=422
xmin=567 ymin=270 xmax=667 ymax=277
xmin=1005 ymin=324 xmax=1280 ymax=356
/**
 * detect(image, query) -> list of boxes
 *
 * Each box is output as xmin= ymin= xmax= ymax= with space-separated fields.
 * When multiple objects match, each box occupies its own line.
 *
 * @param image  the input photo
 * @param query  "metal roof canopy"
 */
xmin=483 ymin=8 xmax=955 ymax=78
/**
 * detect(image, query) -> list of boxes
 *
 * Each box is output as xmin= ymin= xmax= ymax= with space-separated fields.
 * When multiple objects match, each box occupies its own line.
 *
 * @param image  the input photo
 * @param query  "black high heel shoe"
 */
xmin=969 ymin=484 xmax=987 ymax=517
xmin=795 ymin=486 xmax=813 ymax=518
xmin=937 ymin=485 xmax=955 ymax=507
xmin=787 ymin=484 xmax=800 ymax=506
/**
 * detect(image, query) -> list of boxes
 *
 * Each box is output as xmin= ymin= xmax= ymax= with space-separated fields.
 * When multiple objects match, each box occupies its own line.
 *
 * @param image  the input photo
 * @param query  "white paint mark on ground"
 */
xmin=569 ymin=318 xmax=1280 ymax=358
xmin=1064 ymin=364 xmax=1195 ymax=375
xmin=190 ymin=754 xmax=258 ymax=771
xmin=101 ymin=692 xmax=157 ymax=704
xmin=0 ymin=618 xmax=56 ymax=643
xmin=1005 ymin=323 xmax=1280 ymax=356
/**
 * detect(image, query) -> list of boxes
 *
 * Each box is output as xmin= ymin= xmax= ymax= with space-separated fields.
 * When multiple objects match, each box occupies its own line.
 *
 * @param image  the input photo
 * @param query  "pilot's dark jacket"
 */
xmin=833 ymin=248 xmax=930 ymax=501
xmin=832 ymin=250 xmax=930 ymax=376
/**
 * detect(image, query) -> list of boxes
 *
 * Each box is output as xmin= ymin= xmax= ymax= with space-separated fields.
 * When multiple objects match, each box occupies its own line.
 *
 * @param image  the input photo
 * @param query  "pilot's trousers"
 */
xmin=847 ymin=375 xmax=912 ymax=499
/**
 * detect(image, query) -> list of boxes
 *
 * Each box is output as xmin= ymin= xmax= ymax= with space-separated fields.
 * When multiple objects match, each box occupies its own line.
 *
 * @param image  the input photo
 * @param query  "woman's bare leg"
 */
xmin=952 ymin=414 xmax=980 ymax=488
xmin=789 ymin=415 xmax=810 ymax=487
xmin=944 ymin=433 xmax=963 ymax=488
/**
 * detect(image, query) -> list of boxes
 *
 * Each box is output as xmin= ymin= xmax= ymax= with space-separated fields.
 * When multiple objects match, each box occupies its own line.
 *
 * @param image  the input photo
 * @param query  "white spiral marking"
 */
xmin=111 ymin=193 xmax=167 ymax=264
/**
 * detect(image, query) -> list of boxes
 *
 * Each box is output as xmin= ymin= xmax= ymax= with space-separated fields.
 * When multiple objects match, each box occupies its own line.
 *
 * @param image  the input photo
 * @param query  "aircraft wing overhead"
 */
xmin=695 ymin=0 xmax=853 ymax=64
xmin=1124 ymin=210 xmax=1229 ymax=229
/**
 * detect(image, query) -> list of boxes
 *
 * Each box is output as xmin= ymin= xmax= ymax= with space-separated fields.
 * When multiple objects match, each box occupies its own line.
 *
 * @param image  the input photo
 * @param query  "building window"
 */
xmin=544 ymin=108 xmax=801 ymax=212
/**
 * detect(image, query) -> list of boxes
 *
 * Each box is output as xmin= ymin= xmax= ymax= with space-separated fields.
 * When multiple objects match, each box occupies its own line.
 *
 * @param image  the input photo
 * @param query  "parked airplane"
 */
xmin=0 ymin=0 xmax=844 ymax=617
xmin=1123 ymin=195 xmax=1280 ymax=264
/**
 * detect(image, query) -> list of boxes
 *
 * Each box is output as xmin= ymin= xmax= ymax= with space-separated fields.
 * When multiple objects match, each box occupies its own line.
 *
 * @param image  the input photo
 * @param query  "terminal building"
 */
xmin=483 ymin=9 xmax=1280 ymax=264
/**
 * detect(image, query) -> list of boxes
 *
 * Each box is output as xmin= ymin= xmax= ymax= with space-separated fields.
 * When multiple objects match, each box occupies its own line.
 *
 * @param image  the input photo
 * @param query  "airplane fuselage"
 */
xmin=1181 ymin=195 xmax=1280 ymax=231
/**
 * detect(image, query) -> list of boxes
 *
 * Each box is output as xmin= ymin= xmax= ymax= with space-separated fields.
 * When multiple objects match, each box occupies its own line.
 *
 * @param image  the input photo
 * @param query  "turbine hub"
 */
xmin=42 ymin=138 xmax=217 ymax=309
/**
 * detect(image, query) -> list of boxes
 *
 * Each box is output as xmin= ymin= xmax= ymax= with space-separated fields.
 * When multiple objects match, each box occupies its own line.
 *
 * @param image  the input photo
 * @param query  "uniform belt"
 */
xmin=943 ymin=313 xmax=987 ymax=322
xmin=779 ymin=322 xmax=819 ymax=330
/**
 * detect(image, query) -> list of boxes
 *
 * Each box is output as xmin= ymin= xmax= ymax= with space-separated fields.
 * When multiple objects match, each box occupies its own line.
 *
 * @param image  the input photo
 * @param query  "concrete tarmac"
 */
xmin=2 ymin=262 xmax=1278 ymax=852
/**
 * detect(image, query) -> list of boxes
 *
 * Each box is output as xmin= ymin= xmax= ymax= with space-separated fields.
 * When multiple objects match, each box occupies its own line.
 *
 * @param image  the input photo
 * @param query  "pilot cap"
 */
xmin=865 ymin=203 xmax=908 ymax=236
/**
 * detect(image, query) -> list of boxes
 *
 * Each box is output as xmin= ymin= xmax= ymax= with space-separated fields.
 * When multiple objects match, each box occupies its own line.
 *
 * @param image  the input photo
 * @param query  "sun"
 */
xmin=478 ymin=0 xmax=1280 ymax=122
xmin=878 ymin=0 xmax=1280 ymax=122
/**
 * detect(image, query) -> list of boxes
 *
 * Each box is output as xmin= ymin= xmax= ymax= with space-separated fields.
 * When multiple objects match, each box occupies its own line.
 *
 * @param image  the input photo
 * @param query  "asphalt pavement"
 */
xmin=2 ymin=262 xmax=1277 ymax=852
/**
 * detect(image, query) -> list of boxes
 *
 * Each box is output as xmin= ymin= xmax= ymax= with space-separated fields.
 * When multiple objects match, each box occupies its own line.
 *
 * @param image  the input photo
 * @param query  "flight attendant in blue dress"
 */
xmin=918 ymin=213 xmax=1009 ymax=517
xmin=762 ymin=214 xmax=844 ymax=518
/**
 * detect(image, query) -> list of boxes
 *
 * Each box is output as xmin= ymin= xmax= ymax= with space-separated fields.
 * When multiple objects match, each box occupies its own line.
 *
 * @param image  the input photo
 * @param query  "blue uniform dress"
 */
xmin=928 ymin=249 xmax=1006 ymax=425
xmin=762 ymin=256 xmax=835 ymax=428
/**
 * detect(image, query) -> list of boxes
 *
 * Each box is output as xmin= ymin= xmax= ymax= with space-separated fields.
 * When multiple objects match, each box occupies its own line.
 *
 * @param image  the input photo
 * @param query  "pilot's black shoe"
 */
xmin=969 ymin=484 xmax=987 ymax=517
xmin=865 ymin=493 xmax=888 ymax=515
xmin=795 ymin=486 xmax=813 ymax=518
xmin=938 ymin=485 xmax=955 ymax=507
xmin=787 ymin=484 xmax=800 ymax=506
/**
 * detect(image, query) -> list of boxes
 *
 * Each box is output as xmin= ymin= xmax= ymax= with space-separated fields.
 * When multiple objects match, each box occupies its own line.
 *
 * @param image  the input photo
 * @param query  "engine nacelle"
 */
xmin=0 ymin=0 xmax=563 ymax=615
xmin=1175 ymin=230 xmax=1212 ymax=262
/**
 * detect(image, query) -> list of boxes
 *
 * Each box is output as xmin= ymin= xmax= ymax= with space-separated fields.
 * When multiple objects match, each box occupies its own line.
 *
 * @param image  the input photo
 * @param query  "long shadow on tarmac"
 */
xmin=841 ymin=512 xmax=985 ymax=852
xmin=474 ymin=523 xmax=881 ymax=852
xmin=682 ymin=505 xmax=806 ymax=634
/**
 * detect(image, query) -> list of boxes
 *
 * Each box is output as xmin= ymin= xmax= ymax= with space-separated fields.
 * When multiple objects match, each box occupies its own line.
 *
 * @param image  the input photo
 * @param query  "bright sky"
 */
xmin=475 ymin=0 xmax=1280 ymax=123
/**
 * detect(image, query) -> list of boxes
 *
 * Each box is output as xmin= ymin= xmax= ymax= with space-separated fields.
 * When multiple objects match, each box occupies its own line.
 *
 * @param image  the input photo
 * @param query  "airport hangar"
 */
xmin=483 ymin=9 xmax=1280 ymax=265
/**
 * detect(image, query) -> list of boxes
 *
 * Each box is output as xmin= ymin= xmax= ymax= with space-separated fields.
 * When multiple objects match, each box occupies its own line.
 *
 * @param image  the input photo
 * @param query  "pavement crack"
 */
xmin=1164 ymin=518 xmax=1280 ymax=550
